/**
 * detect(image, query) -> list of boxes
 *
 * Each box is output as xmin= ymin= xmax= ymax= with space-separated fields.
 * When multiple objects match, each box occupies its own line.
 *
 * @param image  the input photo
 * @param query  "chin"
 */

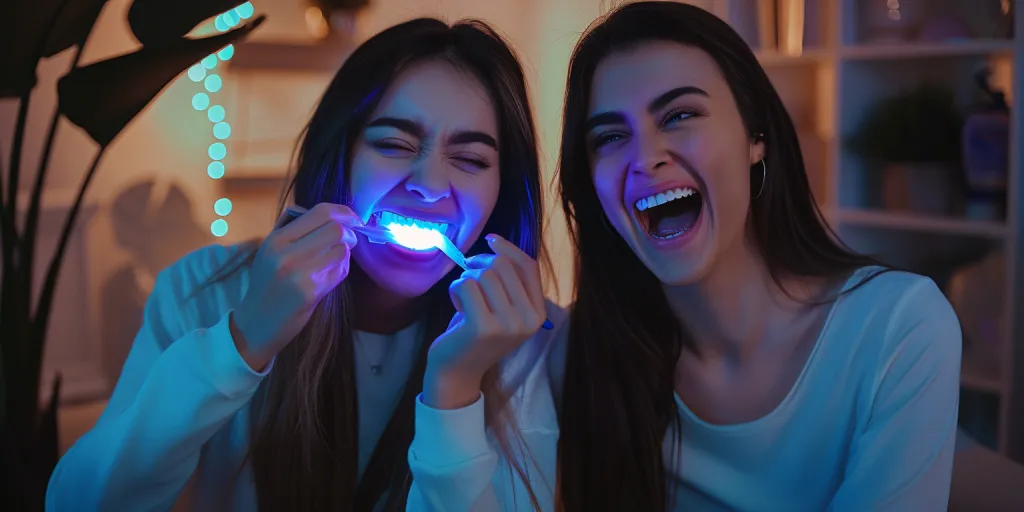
xmin=642 ymin=253 xmax=713 ymax=287
xmin=351 ymin=243 xmax=454 ymax=298
xmin=361 ymin=263 xmax=447 ymax=298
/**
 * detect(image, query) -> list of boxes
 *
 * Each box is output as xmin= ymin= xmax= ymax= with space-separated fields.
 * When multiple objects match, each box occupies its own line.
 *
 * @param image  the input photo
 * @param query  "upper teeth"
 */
xmin=635 ymin=187 xmax=697 ymax=212
xmin=378 ymin=211 xmax=448 ymax=233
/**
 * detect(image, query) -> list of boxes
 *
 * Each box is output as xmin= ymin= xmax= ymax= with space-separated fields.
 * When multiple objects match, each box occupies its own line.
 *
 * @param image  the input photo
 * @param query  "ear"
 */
xmin=749 ymin=132 xmax=766 ymax=165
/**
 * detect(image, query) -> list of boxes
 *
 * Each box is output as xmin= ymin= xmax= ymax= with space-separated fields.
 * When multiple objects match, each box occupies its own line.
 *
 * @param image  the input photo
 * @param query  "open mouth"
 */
xmin=370 ymin=211 xmax=455 ymax=252
xmin=633 ymin=187 xmax=703 ymax=240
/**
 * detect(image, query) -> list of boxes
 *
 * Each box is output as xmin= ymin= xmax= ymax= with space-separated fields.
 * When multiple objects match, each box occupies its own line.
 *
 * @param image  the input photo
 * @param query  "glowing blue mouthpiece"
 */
xmin=381 ymin=222 xmax=445 ymax=251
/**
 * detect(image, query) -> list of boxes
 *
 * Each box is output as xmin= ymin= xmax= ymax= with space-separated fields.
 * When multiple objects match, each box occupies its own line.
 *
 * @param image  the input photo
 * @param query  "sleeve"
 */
xmin=406 ymin=301 xmax=567 ymax=512
xmin=406 ymin=394 xmax=501 ymax=512
xmin=45 ymin=248 xmax=271 ymax=512
xmin=828 ymin=279 xmax=962 ymax=511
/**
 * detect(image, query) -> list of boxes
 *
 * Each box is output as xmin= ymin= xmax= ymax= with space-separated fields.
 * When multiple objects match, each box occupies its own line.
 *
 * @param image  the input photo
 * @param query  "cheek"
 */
xmin=592 ymin=162 xmax=625 ymax=217
xmin=455 ymin=171 xmax=500 ymax=229
xmin=347 ymin=149 xmax=407 ymax=218
xmin=680 ymin=135 xmax=750 ymax=220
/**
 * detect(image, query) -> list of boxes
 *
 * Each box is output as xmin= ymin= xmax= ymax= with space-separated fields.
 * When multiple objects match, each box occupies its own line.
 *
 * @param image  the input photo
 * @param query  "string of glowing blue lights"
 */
xmin=187 ymin=2 xmax=255 ymax=237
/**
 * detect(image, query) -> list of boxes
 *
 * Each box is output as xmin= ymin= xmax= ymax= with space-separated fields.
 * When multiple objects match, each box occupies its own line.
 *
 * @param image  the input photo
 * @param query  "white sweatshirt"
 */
xmin=407 ymin=267 xmax=963 ymax=511
xmin=44 ymin=243 xmax=566 ymax=511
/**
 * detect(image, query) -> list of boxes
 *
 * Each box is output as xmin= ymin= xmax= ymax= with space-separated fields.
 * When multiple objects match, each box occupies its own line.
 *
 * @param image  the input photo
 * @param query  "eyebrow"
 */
xmin=366 ymin=116 xmax=498 ymax=149
xmin=584 ymin=86 xmax=709 ymax=132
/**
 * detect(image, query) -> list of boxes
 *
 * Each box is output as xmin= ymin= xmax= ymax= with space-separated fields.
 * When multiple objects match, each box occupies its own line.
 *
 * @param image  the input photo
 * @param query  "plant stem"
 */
xmin=22 ymin=43 xmax=86 ymax=331
xmin=5 ymin=93 xmax=30 ymax=235
xmin=0 ymin=96 xmax=29 ymax=380
xmin=28 ymin=147 xmax=107 ymax=402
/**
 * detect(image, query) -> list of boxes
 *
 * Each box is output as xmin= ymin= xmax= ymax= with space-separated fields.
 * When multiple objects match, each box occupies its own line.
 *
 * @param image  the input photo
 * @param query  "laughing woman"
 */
xmin=409 ymin=2 xmax=962 ymax=511
xmin=46 ymin=18 xmax=562 ymax=512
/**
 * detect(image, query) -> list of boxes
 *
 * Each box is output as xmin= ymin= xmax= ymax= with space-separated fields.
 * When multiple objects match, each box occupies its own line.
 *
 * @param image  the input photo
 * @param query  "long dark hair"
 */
xmin=209 ymin=18 xmax=545 ymax=511
xmin=556 ymin=2 xmax=879 ymax=510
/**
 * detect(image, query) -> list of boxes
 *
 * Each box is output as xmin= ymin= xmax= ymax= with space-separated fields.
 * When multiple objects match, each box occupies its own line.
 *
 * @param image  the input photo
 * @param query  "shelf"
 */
xmin=962 ymin=353 xmax=1003 ymax=396
xmin=840 ymin=40 xmax=1015 ymax=61
xmin=834 ymin=209 xmax=1007 ymax=239
xmin=755 ymin=48 xmax=832 ymax=67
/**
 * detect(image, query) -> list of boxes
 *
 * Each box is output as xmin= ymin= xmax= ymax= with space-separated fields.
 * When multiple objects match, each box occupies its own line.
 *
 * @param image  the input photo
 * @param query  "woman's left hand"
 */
xmin=422 ymin=234 xmax=546 ymax=409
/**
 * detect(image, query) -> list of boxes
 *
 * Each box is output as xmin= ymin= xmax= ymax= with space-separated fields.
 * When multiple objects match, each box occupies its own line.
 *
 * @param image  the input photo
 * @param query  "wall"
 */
xmin=0 ymin=0 xmax=610 ymax=403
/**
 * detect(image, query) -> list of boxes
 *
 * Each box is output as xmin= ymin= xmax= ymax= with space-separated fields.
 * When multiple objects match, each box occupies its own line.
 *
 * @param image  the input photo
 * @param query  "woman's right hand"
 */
xmin=230 ymin=203 xmax=361 ymax=371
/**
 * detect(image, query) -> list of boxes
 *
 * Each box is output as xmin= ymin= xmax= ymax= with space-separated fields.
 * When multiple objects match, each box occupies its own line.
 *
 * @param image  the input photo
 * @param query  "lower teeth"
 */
xmin=653 ymin=229 xmax=688 ymax=240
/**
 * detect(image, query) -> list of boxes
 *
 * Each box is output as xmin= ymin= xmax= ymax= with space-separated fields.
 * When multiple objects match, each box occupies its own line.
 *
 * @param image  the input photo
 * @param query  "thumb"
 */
xmin=446 ymin=311 xmax=465 ymax=331
xmin=450 ymin=288 xmax=464 ymax=312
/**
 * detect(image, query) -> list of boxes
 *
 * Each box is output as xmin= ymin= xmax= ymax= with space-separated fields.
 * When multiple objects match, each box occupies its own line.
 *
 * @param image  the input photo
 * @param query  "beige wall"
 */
xmin=2 ymin=0 xmax=611 ymax=402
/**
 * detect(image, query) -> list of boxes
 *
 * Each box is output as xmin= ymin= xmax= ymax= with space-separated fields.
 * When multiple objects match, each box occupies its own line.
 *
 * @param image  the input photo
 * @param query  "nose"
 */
xmin=630 ymin=129 xmax=670 ymax=176
xmin=405 ymin=159 xmax=452 ymax=203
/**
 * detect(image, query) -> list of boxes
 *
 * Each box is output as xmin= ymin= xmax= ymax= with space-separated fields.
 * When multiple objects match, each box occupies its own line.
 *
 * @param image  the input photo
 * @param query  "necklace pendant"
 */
xmin=371 ymin=365 xmax=382 ymax=375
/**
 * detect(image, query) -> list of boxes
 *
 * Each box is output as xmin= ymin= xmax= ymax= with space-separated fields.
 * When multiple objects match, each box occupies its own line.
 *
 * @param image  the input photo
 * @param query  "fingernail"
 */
xmin=541 ymin=319 xmax=554 ymax=330
xmin=485 ymin=234 xmax=497 ymax=244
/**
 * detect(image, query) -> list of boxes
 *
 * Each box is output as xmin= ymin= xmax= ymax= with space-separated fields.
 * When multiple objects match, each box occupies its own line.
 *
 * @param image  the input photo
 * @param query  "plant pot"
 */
xmin=882 ymin=162 xmax=957 ymax=215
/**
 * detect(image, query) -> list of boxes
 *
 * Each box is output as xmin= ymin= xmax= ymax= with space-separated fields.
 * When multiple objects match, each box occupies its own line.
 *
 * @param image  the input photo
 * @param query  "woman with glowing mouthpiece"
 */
xmin=409 ymin=2 xmax=962 ymax=511
xmin=46 ymin=18 xmax=562 ymax=511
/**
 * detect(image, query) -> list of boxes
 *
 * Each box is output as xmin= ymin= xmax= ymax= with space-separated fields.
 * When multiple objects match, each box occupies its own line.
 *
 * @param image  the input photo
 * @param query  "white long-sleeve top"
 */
xmin=45 ymin=243 xmax=566 ymax=511
xmin=407 ymin=267 xmax=963 ymax=511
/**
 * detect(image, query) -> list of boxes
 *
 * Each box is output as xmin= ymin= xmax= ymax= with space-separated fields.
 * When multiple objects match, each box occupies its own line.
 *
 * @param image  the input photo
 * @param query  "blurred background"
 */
xmin=1 ymin=0 xmax=1022 ymax=509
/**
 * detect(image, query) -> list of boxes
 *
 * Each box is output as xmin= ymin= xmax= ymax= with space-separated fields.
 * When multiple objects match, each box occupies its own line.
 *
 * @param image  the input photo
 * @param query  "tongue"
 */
xmin=652 ymin=210 xmax=699 ymax=237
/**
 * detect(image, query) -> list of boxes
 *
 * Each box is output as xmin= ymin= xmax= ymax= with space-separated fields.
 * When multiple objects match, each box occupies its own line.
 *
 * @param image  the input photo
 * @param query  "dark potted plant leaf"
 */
xmin=0 ymin=0 xmax=111 ymax=96
xmin=42 ymin=0 xmax=110 ymax=57
xmin=59 ymin=16 xmax=265 ymax=147
xmin=0 ymin=2 xmax=67 ymax=96
xmin=128 ymin=0 xmax=250 ymax=47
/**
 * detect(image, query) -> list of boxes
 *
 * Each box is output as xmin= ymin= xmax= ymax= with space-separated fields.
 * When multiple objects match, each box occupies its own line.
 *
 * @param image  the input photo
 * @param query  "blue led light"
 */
xmin=211 ymin=219 xmax=229 ymax=237
xmin=204 ymin=74 xmax=222 ymax=93
xmin=203 ymin=5 xmax=251 ymax=242
xmin=191 ymin=93 xmax=210 ymax=110
xmin=218 ymin=44 xmax=235 ymax=61
xmin=207 ymin=161 xmax=225 ymax=179
xmin=187 ymin=64 xmax=206 ymax=82
xmin=214 ymin=198 xmax=233 ymax=216
xmin=207 ymin=105 xmax=225 ymax=123
xmin=208 ymin=143 xmax=226 ymax=160
xmin=213 ymin=122 xmax=231 ymax=140
xmin=214 ymin=15 xmax=229 ymax=32
xmin=236 ymin=2 xmax=255 ymax=19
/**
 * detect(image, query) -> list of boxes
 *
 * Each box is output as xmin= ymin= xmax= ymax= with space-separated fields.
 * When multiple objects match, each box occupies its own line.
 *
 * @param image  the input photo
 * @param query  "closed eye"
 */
xmin=452 ymin=154 xmax=491 ymax=172
xmin=372 ymin=139 xmax=416 ymax=156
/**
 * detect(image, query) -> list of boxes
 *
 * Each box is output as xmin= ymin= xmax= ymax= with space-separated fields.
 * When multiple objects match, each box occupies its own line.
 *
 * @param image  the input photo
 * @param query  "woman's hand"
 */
xmin=423 ymin=234 xmax=546 ymax=409
xmin=231 ymin=203 xmax=361 ymax=371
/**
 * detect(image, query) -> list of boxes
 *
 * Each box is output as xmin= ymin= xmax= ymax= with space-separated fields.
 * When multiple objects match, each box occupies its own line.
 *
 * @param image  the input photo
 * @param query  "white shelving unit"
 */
xmin=702 ymin=0 xmax=1023 ymax=461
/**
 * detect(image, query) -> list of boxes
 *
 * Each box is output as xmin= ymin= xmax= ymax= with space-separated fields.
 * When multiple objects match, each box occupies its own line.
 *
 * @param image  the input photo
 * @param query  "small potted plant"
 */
xmin=848 ymin=84 xmax=964 ymax=215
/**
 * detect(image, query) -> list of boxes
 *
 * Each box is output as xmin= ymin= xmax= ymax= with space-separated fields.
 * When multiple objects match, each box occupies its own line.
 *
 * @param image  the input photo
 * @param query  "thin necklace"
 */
xmin=355 ymin=331 xmax=398 ymax=376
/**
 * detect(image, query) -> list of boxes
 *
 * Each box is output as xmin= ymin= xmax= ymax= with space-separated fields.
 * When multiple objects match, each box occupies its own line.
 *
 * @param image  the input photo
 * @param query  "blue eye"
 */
xmin=663 ymin=109 xmax=697 ymax=126
xmin=594 ymin=132 xmax=625 ymax=148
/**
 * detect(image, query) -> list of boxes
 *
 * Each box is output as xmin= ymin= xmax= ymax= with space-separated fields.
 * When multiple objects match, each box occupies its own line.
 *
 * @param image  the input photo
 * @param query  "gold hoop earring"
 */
xmin=754 ymin=159 xmax=767 ymax=199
